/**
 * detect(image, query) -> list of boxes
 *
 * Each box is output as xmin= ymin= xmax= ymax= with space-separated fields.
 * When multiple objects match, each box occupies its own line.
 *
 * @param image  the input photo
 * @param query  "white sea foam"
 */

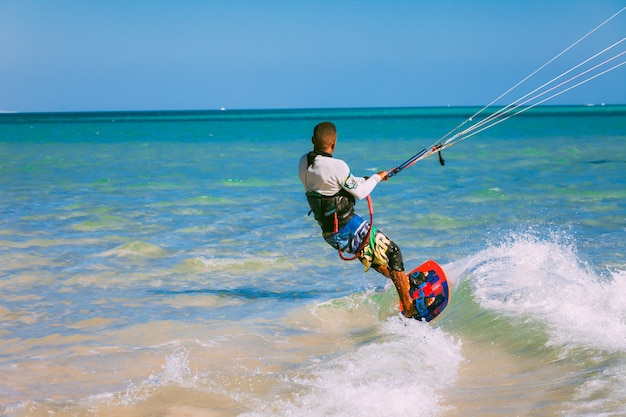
xmin=467 ymin=231 xmax=626 ymax=352
xmin=242 ymin=317 xmax=463 ymax=417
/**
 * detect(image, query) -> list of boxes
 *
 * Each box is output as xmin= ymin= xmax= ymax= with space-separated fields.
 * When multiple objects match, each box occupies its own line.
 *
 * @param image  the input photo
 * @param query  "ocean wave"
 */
xmin=462 ymin=230 xmax=626 ymax=352
xmin=240 ymin=317 xmax=462 ymax=417
xmin=100 ymin=241 xmax=168 ymax=258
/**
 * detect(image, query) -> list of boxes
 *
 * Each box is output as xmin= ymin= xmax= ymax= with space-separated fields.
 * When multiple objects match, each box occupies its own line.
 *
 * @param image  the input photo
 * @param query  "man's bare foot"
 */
xmin=402 ymin=307 xmax=418 ymax=318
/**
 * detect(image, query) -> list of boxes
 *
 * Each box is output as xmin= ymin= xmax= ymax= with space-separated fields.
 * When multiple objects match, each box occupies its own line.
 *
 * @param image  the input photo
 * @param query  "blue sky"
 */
xmin=0 ymin=0 xmax=624 ymax=112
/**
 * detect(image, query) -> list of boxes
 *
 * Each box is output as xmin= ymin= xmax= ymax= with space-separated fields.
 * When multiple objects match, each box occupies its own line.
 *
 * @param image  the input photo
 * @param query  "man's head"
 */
xmin=312 ymin=122 xmax=337 ymax=154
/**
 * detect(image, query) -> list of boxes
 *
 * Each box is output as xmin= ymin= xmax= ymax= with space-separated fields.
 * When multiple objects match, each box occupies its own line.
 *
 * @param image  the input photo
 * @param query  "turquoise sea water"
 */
xmin=0 ymin=106 xmax=625 ymax=416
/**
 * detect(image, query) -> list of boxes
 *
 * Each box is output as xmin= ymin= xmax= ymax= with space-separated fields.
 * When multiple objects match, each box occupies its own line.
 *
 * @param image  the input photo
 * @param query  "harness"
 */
xmin=305 ymin=189 xmax=355 ymax=232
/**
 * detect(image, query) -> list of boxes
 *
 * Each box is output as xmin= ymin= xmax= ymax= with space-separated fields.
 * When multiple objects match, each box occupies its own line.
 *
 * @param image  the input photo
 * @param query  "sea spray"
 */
xmin=240 ymin=317 xmax=463 ymax=417
xmin=468 ymin=230 xmax=626 ymax=352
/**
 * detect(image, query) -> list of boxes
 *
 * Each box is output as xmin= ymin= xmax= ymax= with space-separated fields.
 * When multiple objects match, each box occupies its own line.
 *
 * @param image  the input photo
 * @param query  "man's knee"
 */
xmin=387 ymin=241 xmax=404 ymax=272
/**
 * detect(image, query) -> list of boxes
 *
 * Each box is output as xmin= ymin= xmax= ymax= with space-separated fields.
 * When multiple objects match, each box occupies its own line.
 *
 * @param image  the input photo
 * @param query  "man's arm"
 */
xmin=342 ymin=172 xmax=383 ymax=200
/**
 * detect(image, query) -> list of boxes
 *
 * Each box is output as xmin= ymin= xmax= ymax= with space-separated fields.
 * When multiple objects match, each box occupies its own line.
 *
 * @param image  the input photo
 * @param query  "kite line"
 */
xmin=387 ymin=6 xmax=626 ymax=178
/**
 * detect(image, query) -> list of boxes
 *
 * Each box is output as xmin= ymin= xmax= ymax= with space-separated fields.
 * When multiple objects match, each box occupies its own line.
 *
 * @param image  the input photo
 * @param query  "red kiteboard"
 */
xmin=400 ymin=260 xmax=450 ymax=322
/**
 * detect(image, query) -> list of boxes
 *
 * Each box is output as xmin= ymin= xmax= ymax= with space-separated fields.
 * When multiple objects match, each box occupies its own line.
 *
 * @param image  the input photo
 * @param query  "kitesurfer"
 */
xmin=299 ymin=121 xmax=418 ymax=318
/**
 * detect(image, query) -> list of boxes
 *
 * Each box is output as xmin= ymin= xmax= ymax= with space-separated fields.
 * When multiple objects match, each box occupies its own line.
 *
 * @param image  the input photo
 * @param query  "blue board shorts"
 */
xmin=323 ymin=214 xmax=395 ymax=272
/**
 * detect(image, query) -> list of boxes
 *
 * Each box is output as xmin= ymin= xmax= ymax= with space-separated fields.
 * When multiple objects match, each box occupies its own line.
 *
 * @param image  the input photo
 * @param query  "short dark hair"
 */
xmin=313 ymin=122 xmax=336 ymax=141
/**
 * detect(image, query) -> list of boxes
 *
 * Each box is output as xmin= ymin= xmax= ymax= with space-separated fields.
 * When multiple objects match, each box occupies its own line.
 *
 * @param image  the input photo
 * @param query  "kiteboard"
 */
xmin=401 ymin=260 xmax=450 ymax=322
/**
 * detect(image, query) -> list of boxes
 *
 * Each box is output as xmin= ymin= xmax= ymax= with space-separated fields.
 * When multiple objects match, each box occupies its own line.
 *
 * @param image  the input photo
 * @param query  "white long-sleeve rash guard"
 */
xmin=298 ymin=153 xmax=382 ymax=200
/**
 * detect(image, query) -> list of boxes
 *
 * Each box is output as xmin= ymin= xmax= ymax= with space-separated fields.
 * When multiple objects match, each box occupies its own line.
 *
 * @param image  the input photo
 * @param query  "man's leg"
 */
xmin=374 ymin=265 xmax=417 ymax=317
xmin=363 ymin=230 xmax=418 ymax=318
